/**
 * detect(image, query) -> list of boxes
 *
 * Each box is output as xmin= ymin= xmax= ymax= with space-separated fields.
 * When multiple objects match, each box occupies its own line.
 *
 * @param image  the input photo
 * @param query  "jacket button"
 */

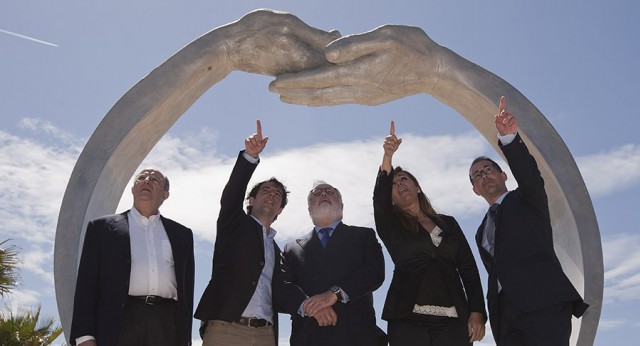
xmin=259 ymin=261 xmax=265 ymax=267
xmin=251 ymin=281 xmax=257 ymax=286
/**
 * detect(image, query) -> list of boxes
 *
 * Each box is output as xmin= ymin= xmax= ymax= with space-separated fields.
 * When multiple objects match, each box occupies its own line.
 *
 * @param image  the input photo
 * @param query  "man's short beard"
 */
xmin=310 ymin=204 xmax=343 ymax=225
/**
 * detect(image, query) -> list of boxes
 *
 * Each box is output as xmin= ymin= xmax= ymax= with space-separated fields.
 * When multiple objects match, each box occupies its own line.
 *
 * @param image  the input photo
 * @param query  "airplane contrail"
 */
xmin=0 ymin=28 xmax=58 ymax=47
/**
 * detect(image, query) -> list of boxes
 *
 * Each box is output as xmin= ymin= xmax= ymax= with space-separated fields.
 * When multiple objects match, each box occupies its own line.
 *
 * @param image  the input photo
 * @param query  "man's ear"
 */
xmin=472 ymin=185 xmax=481 ymax=196
xmin=248 ymin=196 xmax=255 ymax=206
xmin=163 ymin=190 xmax=170 ymax=201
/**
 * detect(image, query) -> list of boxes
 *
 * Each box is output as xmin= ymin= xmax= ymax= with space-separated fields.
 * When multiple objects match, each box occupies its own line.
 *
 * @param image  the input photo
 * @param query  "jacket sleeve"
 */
xmin=499 ymin=133 xmax=550 ymax=224
xmin=373 ymin=168 xmax=395 ymax=246
xmin=273 ymin=244 xmax=309 ymax=316
xmin=69 ymin=220 xmax=101 ymax=343
xmin=217 ymin=151 xmax=258 ymax=237
xmin=338 ymin=228 xmax=385 ymax=302
xmin=450 ymin=216 xmax=487 ymax=321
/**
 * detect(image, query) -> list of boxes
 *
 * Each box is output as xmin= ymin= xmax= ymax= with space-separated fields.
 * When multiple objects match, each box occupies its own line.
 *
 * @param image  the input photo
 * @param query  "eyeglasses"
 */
xmin=311 ymin=187 xmax=336 ymax=196
xmin=470 ymin=166 xmax=497 ymax=183
xmin=135 ymin=173 xmax=163 ymax=184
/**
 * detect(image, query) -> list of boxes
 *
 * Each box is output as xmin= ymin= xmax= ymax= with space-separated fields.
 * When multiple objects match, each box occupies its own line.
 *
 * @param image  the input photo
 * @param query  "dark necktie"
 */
xmin=318 ymin=228 xmax=332 ymax=248
xmin=484 ymin=203 xmax=499 ymax=255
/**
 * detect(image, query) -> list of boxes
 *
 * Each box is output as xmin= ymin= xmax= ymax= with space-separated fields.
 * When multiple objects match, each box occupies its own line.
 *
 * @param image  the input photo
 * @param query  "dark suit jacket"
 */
xmin=276 ymin=222 xmax=385 ymax=346
xmin=475 ymin=134 xmax=588 ymax=339
xmin=373 ymin=168 xmax=486 ymax=324
xmin=194 ymin=151 xmax=281 ymax=340
xmin=70 ymin=211 xmax=195 ymax=346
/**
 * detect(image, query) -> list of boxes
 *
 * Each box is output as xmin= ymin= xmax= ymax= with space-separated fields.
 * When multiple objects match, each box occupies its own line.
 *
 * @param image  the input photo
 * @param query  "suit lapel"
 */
xmin=326 ymin=222 xmax=350 ymax=256
xmin=162 ymin=216 xmax=183 ymax=262
xmin=112 ymin=212 xmax=132 ymax=270
xmin=296 ymin=229 xmax=326 ymax=270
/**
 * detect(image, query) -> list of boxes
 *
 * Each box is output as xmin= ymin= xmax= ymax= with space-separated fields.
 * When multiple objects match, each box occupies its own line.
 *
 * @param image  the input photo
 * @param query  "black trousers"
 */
xmin=116 ymin=299 xmax=181 ymax=346
xmin=387 ymin=317 xmax=471 ymax=346
xmin=496 ymin=293 xmax=572 ymax=346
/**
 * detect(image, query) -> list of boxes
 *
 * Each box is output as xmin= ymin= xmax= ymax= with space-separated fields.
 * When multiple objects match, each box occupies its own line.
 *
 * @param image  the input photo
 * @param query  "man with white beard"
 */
xmin=275 ymin=182 xmax=386 ymax=346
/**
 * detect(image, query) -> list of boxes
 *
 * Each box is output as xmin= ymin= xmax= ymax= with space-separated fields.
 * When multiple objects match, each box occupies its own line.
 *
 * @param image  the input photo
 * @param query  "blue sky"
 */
xmin=1 ymin=1 xmax=639 ymax=345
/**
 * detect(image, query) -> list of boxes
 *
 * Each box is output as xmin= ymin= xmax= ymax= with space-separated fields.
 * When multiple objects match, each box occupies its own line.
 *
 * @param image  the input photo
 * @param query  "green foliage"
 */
xmin=0 ymin=240 xmax=20 ymax=297
xmin=0 ymin=305 xmax=63 ymax=346
xmin=0 ymin=240 xmax=65 ymax=345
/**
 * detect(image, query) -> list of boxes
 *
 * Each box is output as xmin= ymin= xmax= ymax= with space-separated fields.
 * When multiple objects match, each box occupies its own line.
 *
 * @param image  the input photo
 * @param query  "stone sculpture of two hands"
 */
xmin=226 ymin=9 xmax=446 ymax=107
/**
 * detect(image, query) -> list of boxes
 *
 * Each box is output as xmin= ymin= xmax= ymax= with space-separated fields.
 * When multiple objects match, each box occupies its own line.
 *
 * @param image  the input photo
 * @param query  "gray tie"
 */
xmin=318 ymin=228 xmax=332 ymax=248
xmin=484 ymin=203 xmax=499 ymax=256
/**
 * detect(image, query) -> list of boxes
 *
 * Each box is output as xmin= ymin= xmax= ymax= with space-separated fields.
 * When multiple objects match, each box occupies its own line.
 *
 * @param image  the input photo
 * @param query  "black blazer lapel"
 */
xmin=296 ymin=230 xmax=325 ymax=269
xmin=112 ymin=212 xmax=132 ymax=263
xmin=325 ymin=223 xmax=351 ymax=256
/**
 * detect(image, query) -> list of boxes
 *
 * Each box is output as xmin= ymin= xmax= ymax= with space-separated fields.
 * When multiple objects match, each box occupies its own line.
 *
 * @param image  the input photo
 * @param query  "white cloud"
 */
xmin=0 ymin=128 xmax=79 ymax=287
xmin=125 ymin=132 xmax=493 ymax=244
xmin=4 ymin=119 xmax=639 ymax=285
xmin=577 ymin=143 xmax=640 ymax=197
xmin=602 ymin=233 xmax=640 ymax=303
xmin=2 ymin=120 xmax=640 ymax=344
xmin=0 ymin=129 xmax=79 ymax=244
xmin=1 ymin=288 xmax=42 ymax=312
xmin=598 ymin=318 xmax=629 ymax=332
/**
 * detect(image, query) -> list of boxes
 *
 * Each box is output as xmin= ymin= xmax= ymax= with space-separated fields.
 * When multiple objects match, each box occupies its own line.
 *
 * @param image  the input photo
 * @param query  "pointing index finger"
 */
xmin=390 ymin=120 xmax=395 ymax=136
xmin=256 ymin=119 xmax=263 ymax=138
xmin=499 ymin=96 xmax=506 ymax=113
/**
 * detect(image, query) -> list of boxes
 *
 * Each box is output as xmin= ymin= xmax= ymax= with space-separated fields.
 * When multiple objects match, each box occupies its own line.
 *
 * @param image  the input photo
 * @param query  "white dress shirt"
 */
xmin=128 ymin=207 xmax=178 ymax=299
xmin=241 ymin=216 xmax=277 ymax=323
xmin=76 ymin=208 xmax=178 ymax=345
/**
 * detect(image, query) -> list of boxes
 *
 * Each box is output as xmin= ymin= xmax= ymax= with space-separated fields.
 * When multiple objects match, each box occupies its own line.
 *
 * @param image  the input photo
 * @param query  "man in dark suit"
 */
xmin=70 ymin=169 xmax=195 ymax=346
xmin=276 ymin=181 xmax=385 ymax=346
xmin=195 ymin=120 xmax=288 ymax=346
xmin=470 ymin=96 xmax=588 ymax=345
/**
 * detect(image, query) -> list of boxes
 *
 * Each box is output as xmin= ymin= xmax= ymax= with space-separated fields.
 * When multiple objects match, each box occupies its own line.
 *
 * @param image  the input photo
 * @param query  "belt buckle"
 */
xmin=144 ymin=296 xmax=155 ymax=305
xmin=247 ymin=318 xmax=265 ymax=328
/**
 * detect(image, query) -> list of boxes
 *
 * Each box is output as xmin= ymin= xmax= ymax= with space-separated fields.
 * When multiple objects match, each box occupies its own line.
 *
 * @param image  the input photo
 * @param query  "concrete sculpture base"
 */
xmin=54 ymin=9 xmax=602 ymax=345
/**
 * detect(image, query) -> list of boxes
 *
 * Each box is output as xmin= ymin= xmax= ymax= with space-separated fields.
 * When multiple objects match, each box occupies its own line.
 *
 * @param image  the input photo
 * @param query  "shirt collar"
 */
xmin=314 ymin=220 xmax=342 ymax=233
xmin=494 ymin=191 xmax=510 ymax=205
xmin=250 ymin=215 xmax=277 ymax=240
xmin=129 ymin=207 xmax=162 ymax=225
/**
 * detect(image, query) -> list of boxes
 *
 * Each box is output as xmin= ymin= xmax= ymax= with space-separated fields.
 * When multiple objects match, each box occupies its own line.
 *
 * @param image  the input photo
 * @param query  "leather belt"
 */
xmin=128 ymin=295 xmax=176 ymax=306
xmin=234 ymin=317 xmax=272 ymax=328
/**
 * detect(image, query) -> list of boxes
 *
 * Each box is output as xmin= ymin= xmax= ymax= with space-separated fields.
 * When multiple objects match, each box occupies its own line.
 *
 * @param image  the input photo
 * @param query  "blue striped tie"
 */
xmin=318 ymin=228 xmax=332 ymax=248
xmin=484 ymin=203 xmax=499 ymax=255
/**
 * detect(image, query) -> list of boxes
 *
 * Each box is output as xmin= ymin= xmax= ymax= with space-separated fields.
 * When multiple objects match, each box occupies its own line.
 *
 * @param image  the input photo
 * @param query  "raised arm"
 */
xmin=495 ymin=96 xmax=518 ymax=137
xmin=244 ymin=119 xmax=268 ymax=158
xmin=381 ymin=120 xmax=402 ymax=174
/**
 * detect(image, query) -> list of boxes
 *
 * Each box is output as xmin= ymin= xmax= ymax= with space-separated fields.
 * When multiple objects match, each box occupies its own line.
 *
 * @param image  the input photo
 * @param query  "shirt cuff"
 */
xmin=297 ymin=301 xmax=307 ymax=317
xmin=76 ymin=336 xmax=95 ymax=345
xmin=497 ymin=132 xmax=516 ymax=145
xmin=340 ymin=288 xmax=350 ymax=304
xmin=242 ymin=151 xmax=259 ymax=164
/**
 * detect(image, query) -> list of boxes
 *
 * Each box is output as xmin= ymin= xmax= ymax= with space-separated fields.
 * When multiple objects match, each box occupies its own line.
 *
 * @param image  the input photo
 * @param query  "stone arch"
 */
xmin=54 ymin=10 xmax=602 ymax=345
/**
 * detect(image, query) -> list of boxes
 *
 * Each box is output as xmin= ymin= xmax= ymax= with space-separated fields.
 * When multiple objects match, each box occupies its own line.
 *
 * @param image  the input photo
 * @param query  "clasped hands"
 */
xmin=303 ymin=290 xmax=339 ymax=327
xmin=225 ymin=9 xmax=444 ymax=107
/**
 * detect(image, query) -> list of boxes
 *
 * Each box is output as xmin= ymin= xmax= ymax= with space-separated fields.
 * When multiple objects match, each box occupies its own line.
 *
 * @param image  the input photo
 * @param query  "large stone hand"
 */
xmin=223 ymin=9 xmax=341 ymax=76
xmin=269 ymin=25 xmax=446 ymax=106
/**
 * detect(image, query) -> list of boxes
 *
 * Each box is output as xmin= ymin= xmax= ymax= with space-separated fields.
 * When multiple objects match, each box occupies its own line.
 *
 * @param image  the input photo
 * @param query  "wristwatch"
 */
xmin=329 ymin=285 xmax=343 ymax=302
